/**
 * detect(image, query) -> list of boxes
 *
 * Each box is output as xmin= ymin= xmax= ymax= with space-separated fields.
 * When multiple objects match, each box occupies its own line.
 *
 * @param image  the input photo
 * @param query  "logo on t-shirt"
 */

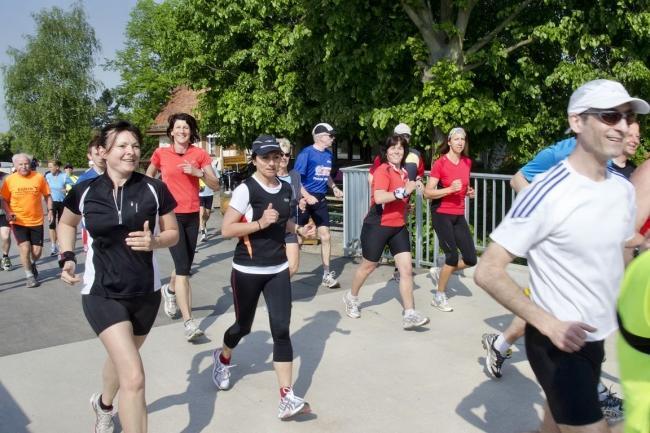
xmin=315 ymin=165 xmax=331 ymax=177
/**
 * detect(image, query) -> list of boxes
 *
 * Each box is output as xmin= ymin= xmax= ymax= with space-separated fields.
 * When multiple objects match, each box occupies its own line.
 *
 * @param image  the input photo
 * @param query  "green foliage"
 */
xmin=2 ymin=4 xmax=99 ymax=166
xmin=0 ymin=132 xmax=15 ymax=161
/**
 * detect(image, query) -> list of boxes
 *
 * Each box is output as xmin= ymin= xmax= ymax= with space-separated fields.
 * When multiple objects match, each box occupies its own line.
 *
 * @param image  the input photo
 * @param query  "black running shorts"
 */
xmin=12 ymin=224 xmax=44 ymax=246
xmin=199 ymin=195 xmax=214 ymax=210
xmin=360 ymin=223 xmax=411 ymax=263
xmin=82 ymin=291 xmax=161 ymax=336
xmin=525 ymin=324 xmax=604 ymax=426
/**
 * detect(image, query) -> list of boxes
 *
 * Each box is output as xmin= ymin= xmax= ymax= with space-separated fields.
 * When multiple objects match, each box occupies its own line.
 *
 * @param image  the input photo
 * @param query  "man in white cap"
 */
xmin=474 ymin=79 xmax=648 ymax=433
xmin=295 ymin=122 xmax=343 ymax=288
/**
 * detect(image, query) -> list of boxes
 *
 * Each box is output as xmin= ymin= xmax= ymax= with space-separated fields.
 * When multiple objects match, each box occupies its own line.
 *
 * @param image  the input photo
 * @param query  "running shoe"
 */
xmin=50 ymin=244 xmax=59 ymax=256
xmin=25 ymin=276 xmax=39 ymax=288
xmin=402 ymin=310 xmax=430 ymax=329
xmin=429 ymin=266 xmax=441 ymax=287
xmin=1 ymin=256 xmax=11 ymax=271
xmin=31 ymin=262 xmax=38 ymax=278
xmin=392 ymin=267 xmax=400 ymax=283
xmin=212 ymin=349 xmax=235 ymax=390
xmin=278 ymin=388 xmax=311 ymax=420
xmin=431 ymin=292 xmax=453 ymax=312
xmin=481 ymin=333 xmax=512 ymax=378
xmin=161 ymin=283 xmax=179 ymax=319
xmin=342 ymin=291 xmax=360 ymax=318
xmin=599 ymin=386 xmax=624 ymax=424
xmin=184 ymin=318 xmax=204 ymax=341
xmin=322 ymin=271 xmax=340 ymax=289
xmin=90 ymin=392 xmax=115 ymax=433
xmin=200 ymin=229 xmax=207 ymax=242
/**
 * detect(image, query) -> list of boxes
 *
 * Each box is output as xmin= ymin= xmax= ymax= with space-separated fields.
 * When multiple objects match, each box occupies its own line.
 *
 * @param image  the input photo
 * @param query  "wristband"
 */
xmin=58 ymin=251 xmax=77 ymax=268
xmin=633 ymin=246 xmax=641 ymax=258
xmin=393 ymin=187 xmax=407 ymax=200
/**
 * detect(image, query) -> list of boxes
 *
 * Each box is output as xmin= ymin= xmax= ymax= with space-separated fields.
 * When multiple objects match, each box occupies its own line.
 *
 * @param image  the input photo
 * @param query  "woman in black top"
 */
xmin=58 ymin=121 xmax=179 ymax=433
xmin=211 ymin=135 xmax=315 ymax=420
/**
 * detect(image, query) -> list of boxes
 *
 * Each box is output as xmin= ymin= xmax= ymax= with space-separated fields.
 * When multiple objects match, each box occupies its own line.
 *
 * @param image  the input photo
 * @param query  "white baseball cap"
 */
xmin=567 ymin=79 xmax=649 ymax=114
xmin=394 ymin=123 xmax=411 ymax=136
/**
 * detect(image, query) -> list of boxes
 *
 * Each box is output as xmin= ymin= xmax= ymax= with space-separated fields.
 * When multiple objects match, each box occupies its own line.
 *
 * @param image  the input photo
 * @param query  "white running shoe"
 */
xmin=184 ymin=318 xmax=204 ymax=341
xmin=90 ymin=393 xmax=115 ymax=433
xmin=200 ymin=229 xmax=207 ymax=242
xmin=161 ymin=284 xmax=179 ymax=319
xmin=212 ymin=349 xmax=235 ymax=390
xmin=402 ymin=310 xmax=430 ymax=329
xmin=322 ymin=271 xmax=340 ymax=288
xmin=342 ymin=291 xmax=361 ymax=318
xmin=432 ymin=292 xmax=453 ymax=312
xmin=278 ymin=388 xmax=311 ymax=420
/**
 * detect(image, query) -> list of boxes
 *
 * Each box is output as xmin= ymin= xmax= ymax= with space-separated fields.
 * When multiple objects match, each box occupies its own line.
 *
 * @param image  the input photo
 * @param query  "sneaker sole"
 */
xmin=280 ymin=402 xmax=311 ymax=420
xmin=186 ymin=328 xmax=204 ymax=342
xmin=323 ymin=282 xmax=340 ymax=289
xmin=431 ymin=300 xmax=453 ymax=312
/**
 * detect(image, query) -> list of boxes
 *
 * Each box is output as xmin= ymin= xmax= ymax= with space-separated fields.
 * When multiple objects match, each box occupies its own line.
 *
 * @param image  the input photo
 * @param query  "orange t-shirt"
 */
xmin=150 ymin=145 xmax=212 ymax=214
xmin=0 ymin=172 xmax=51 ymax=226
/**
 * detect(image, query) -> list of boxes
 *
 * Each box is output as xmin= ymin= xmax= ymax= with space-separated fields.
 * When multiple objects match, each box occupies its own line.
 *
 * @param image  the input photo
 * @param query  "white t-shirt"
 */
xmin=491 ymin=160 xmax=636 ymax=341
xmin=229 ymin=175 xmax=288 ymax=274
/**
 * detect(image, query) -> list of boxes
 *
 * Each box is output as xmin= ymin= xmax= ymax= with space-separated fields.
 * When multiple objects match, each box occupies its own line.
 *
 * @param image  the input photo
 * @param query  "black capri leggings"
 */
xmin=224 ymin=268 xmax=293 ymax=362
xmin=430 ymin=212 xmax=477 ymax=267
xmin=169 ymin=212 xmax=199 ymax=276
xmin=48 ymin=201 xmax=65 ymax=230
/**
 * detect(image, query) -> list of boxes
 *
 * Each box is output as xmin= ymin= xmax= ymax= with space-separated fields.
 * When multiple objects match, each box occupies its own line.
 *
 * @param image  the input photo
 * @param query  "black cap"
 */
xmin=64 ymin=163 xmax=73 ymax=169
xmin=252 ymin=135 xmax=282 ymax=155
xmin=312 ymin=122 xmax=336 ymax=136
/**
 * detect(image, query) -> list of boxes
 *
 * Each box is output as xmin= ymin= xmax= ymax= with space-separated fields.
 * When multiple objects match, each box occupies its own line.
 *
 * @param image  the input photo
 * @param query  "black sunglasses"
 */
xmin=581 ymin=110 xmax=636 ymax=126
xmin=282 ymin=153 xmax=291 ymax=157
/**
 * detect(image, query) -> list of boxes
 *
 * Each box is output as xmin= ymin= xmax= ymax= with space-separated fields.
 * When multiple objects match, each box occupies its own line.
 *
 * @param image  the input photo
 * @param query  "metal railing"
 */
xmin=341 ymin=165 xmax=516 ymax=267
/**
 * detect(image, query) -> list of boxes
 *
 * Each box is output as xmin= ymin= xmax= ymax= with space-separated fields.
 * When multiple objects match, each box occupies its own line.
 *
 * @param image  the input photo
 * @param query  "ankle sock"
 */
xmin=219 ymin=353 xmax=230 ymax=365
xmin=494 ymin=334 xmax=511 ymax=354
xmin=98 ymin=395 xmax=113 ymax=412
xmin=280 ymin=386 xmax=292 ymax=398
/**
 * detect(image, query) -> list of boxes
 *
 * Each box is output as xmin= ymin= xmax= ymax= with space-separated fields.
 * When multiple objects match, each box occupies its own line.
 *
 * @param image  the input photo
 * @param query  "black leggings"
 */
xmin=430 ymin=212 xmax=477 ymax=267
xmin=169 ymin=212 xmax=199 ymax=276
xmin=224 ymin=268 xmax=293 ymax=362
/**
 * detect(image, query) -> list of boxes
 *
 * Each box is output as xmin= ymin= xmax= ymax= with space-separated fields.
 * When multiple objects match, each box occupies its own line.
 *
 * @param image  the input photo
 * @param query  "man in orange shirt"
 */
xmin=0 ymin=153 xmax=52 ymax=287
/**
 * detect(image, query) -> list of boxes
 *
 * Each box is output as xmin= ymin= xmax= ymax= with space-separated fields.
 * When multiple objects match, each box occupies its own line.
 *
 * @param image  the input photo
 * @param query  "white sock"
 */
xmin=404 ymin=308 xmax=415 ymax=316
xmin=494 ymin=334 xmax=511 ymax=353
xmin=347 ymin=291 xmax=358 ymax=301
xmin=25 ymin=271 xmax=33 ymax=278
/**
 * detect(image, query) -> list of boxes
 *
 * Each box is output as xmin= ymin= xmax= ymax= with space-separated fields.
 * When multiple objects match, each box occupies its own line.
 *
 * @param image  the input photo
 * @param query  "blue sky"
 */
xmin=0 ymin=0 xmax=139 ymax=132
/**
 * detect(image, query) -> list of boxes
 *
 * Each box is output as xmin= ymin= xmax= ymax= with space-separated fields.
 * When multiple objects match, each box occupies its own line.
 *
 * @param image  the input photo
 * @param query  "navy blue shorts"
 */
xmin=297 ymin=194 xmax=330 ymax=227
xmin=13 ymin=224 xmax=44 ymax=246
xmin=199 ymin=195 xmax=214 ymax=209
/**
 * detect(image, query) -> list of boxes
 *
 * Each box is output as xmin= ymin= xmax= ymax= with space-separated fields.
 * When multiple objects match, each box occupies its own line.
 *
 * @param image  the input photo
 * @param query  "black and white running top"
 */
xmin=63 ymin=171 xmax=177 ymax=298
xmin=229 ymin=176 xmax=292 ymax=271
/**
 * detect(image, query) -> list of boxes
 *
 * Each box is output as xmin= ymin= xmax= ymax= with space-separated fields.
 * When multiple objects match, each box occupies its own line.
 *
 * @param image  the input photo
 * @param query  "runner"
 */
xmin=45 ymin=160 xmax=74 ymax=256
xmin=343 ymin=134 xmax=429 ymax=329
xmin=276 ymin=138 xmax=306 ymax=277
xmin=78 ymin=135 xmax=107 ymax=253
xmin=295 ymin=122 xmax=343 ymax=288
xmin=199 ymin=159 xmax=219 ymax=242
xmin=146 ymin=113 xmax=219 ymax=341
xmin=424 ymin=127 xmax=476 ymax=312
xmin=474 ymin=79 xmax=646 ymax=433
xmin=0 ymin=153 xmax=52 ymax=287
xmin=211 ymin=135 xmax=315 ymax=419
xmin=58 ymin=120 xmax=179 ymax=433
xmin=63 ymin=163 xmax=78 ymax=193
xmin=610 ymin=121 xmax=640 ymax=178
xmin=0 ymin=169 xmax=13 ymax=271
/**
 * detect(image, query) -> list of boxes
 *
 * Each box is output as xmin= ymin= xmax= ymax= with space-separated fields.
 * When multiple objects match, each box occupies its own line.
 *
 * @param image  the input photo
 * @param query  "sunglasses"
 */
xmin=581 ymin=110 xmax=636 ymax=126
xmin=282 ymin=153 xmax=291 ymax=157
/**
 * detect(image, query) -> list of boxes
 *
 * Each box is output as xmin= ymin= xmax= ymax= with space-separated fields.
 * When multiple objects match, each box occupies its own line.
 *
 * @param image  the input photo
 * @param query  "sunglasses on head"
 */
xmin=581 ymin=110 xmax=636 ymax=126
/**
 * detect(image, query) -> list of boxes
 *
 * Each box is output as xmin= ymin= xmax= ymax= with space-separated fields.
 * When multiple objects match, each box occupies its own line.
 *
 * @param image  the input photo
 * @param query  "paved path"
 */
xmin=0 ymin=215 xmax=622 ymax=433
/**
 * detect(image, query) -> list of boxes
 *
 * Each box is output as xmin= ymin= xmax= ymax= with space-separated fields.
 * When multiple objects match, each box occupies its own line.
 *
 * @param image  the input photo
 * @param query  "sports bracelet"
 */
xmin=58 ymin=251 xmax=77 ymax=268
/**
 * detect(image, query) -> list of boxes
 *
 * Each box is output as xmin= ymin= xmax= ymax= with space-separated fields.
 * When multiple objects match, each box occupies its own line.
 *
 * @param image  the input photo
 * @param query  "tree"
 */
xmin=2 ymin=4 xmax=99 ymax=165
xmin=0 ymin=132 xmax=15 ymax=161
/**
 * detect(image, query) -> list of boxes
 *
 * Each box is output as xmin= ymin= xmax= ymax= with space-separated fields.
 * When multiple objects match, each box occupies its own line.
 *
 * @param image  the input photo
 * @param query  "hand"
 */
xmin=178 ymin=160 xmax=201 ymax=177
xmin=306 ymin=195 xmax=319 ymax=205
xmin=466 ymin=186 xmax=475 ymax=199
xmin=415 ymin=179 xmax=424 ymax=191
xmin=126 ymin=220 xmax=157 ymax=251
xmin=60 ymin=261 xmax=81 ymax=285
xmin=404 ymin=180 xmax=417 ymax=195
xmin=298 ymin=197 xmax=307 ymax=211
xmin=47 ymin=210 xmax=53 ymax=223
xmin=259 ymin=203 xmax=279 ymax=229
xmin=300 ymin=222 xmax=317 ymax=238
xmin=542 ymin=319 xmax=597 ymax=353
xmin=333 ymin=186 xmax=343 ymax=198
xmin=449 ymin=179 xmax=462 ymax=193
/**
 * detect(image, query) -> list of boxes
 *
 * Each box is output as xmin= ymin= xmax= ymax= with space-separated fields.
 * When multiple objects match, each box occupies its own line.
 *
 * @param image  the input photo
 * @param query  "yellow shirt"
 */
xmin=0 ymin=172 xmax=51 ymax=226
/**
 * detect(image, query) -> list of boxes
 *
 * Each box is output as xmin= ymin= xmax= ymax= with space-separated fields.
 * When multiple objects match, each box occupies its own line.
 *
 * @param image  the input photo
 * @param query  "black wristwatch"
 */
xmin=58 ymin=251 xmax=77 ymax=268
xmin=633 ymin=246 xmax=641 ymax=258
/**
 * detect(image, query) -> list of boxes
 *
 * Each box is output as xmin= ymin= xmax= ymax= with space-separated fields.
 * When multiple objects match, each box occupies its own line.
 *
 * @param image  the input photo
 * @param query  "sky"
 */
xmin=0 ymin=0 xmax=139 ymax=132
